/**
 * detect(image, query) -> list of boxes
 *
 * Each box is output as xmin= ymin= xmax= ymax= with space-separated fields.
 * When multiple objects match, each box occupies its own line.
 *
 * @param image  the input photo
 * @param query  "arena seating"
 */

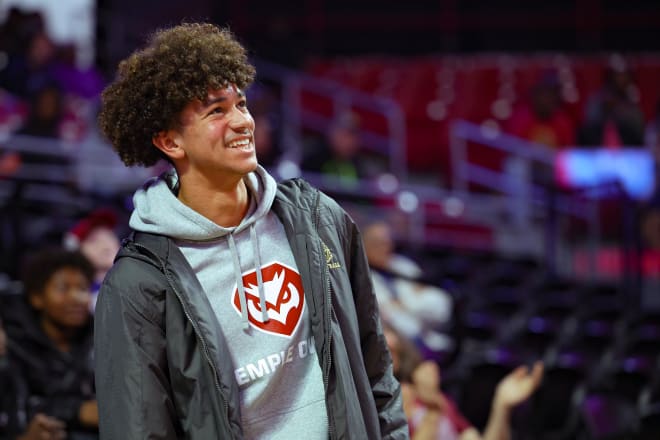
xmin=304 ymin=54 xmax=660 ymax=181
xmin=399 ymin=245 xmax=660 ymax=438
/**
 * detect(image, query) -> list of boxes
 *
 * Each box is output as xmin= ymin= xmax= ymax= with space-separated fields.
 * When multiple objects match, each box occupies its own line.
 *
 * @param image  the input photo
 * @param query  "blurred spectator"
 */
xmin=0 ymin=29 xmax=57 ymax=99
xmin=0 ymin=9 xmax=45 ymax=56
xmin=1 ymin=328 xmax=66 ymax=440
xmin=17 ymin=82 xmax=64 ymax=139
xmin=362 ymin=219 xmax=454 ymax=353
xmin=0 ymin=149 xmax=21 ymax=176
xmin=506 ymin=72 xmax=575 ymax=149
xmin=0 ymin=12 xmax=98 ymax=143
xmin=302 ymin=111 xmax=372 ymax=187
xmin=579 ymin=59 xmax=645 ymax=147
xmin=645 ymin=99 xmax=660 ymax=153
xmin=3 ymin=248 xmax=98 ymax=439
xmin=3 ymin=322 xmax=64 ymax=440
xmin=244 ymin=83 xmax=286 ymax=172
xmin=0 ymin=89 xmax=29 ymax=135
xmin=253 ymin=113 xmax=283 ymax=170
xmin=51 ymin=44 xmax=105 ymax=100
xmin=385 ymin=326 xmax=543 ymax=440
xmin=640 ymin=101 xmax=660 ymax=249
xmin=64 ymin=208 xmax=121 ymax=311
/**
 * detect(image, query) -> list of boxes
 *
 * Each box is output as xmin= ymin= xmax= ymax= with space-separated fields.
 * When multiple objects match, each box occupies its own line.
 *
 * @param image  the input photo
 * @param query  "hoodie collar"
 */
xmin=129 ymin=165 xmax=278 ymax=241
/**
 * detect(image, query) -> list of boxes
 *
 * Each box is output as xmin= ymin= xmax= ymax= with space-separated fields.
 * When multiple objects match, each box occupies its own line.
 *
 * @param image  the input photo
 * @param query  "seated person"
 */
xmin=505 ymin=72 xmax=575 ymax=149
xmin=3 ymin=248 xmax=98 ymax=439
xmin=1 ymin=318 xmax=67 ymax=440
xmin=384 ymin=326 xmax=543 ymax=440
xmin=64 ymin=208 xmax=121 ymax=312
xmin=302 ymin=111 xmax=373 ymax=188
xmin=363 ymin=219 xmax=453 ymax=352
xmin=579 ymin=62 xmax=645 ymax=147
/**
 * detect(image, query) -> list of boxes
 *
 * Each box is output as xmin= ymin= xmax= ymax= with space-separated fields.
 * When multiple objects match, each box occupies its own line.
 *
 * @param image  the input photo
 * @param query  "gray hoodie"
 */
xmin=129 ymin=166 xmax=328 ymax=438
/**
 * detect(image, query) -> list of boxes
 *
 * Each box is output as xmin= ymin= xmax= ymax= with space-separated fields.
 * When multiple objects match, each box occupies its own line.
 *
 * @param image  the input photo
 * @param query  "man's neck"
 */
xmin=177 ymin=176 xmax=251 ymax=228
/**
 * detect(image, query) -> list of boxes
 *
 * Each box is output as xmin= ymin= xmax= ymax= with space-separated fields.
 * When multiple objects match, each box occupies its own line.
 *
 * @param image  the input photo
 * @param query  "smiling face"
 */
xmin=30 ymin=267 xmax=92 ymax=330
xmin=155 ymin=84 xmax=258 ymax=185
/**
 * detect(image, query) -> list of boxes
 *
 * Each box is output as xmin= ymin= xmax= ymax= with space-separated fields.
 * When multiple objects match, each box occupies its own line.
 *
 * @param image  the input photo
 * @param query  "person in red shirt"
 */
xmin=507 ymin=73 xmax=575 ymax=149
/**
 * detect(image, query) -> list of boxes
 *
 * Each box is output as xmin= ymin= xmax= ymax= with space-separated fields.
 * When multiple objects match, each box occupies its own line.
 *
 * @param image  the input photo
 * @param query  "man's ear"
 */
xmin=153 ymin=130 xmax=185 ymax=162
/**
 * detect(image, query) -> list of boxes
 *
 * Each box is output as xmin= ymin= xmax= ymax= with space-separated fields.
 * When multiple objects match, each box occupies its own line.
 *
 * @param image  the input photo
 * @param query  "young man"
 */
xmin=94 ymin=23 xmax=407 ymax=439
xmin=2 ymin=248 xmax=97 ymax=439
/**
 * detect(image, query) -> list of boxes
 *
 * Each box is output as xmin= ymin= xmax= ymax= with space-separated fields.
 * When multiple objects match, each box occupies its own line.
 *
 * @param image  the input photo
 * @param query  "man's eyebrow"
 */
xmin=202 ymin=90 xmax=246 ymax=107
xmin=203 ymin=96 xmax=227 ymax=107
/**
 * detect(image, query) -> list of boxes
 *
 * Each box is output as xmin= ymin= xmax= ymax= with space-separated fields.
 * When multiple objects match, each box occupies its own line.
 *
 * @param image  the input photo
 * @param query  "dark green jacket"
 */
xmin=94 ymin=179 xmax=408 ymax=439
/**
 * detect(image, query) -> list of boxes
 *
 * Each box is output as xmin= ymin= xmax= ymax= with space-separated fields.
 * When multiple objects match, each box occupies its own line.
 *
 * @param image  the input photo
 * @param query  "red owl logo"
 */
xmin=232 ymin=262 xmax=305 ymax=337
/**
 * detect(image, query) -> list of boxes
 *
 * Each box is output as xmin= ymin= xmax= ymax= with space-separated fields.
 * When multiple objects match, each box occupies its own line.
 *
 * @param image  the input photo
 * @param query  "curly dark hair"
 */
xmin=21 ymin=248 xmax=95 ymax=298
xmin=98 ymin=23 xmax=256 ymax=167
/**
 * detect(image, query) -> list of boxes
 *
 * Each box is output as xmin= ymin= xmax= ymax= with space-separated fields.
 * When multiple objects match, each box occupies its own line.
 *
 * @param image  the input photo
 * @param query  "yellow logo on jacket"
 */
xmin=321 ymin=241 xmax=341 ymax=269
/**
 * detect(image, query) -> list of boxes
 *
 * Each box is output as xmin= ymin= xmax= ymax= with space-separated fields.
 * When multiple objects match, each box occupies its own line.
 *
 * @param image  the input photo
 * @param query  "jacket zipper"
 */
xmin=313 ymin=193 xmax=335 ymax=440
xmin=131 ymin=242 xmax=233 ymax=436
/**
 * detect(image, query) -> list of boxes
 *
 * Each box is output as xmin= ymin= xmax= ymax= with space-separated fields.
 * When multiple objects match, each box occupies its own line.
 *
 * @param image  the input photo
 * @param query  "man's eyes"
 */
xmin=207 ymin=101 xmax=248 ymax=116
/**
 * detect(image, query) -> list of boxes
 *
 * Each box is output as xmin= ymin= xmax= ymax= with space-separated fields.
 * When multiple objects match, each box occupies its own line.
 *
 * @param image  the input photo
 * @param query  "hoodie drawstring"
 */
xmin=250 ymin=225 xmax=269 ymax=324
xmin=227 ymin=233 xmax=249 ymax=329
xmin=228 ymin=226 xmax=269 ymax=329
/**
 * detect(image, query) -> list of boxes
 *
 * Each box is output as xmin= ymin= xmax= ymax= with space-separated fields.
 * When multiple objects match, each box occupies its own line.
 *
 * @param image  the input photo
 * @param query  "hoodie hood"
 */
xmin=129 ymin=165 xmax=277 ymax=241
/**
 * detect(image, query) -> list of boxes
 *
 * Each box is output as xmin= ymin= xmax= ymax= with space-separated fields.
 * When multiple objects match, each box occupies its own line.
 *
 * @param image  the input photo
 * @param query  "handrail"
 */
xmin=450 ymin=119 xmax=557 ymax=200
xmin=448 ymin=118 xmax=644 ymax=281
xmin=451 ymin=119 xmax=556 ymax=164
xmin=0 ymin=133 xmax=80 ymax=158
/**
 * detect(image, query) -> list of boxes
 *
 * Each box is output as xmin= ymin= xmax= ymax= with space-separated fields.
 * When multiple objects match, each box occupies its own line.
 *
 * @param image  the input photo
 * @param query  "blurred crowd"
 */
xmin=0 ymin=195 xmax=119 ymax=439
xmin=1 ymin=6 xmax=660 ymax=440
xmin=0 ymin=8 xmax=104 ymax=139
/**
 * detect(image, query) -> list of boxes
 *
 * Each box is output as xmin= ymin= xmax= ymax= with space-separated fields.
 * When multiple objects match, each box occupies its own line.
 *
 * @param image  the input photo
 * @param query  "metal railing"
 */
xmin=254 ymin=59 xmax=408 ymax=181
xmin=448 ymin=118 xmax=646 ymax=281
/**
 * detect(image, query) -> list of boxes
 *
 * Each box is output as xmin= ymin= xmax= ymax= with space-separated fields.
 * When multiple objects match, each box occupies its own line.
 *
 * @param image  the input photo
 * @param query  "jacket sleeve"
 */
xmin=94 ymin=263 xmax=181 ymax=439
xmin=347 ymin=219 xmax=410 ymax=439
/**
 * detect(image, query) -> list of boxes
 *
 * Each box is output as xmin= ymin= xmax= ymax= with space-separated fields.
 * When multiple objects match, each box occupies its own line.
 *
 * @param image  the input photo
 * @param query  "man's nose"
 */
xmin=228 ymin=108 xmax=253 ymax=131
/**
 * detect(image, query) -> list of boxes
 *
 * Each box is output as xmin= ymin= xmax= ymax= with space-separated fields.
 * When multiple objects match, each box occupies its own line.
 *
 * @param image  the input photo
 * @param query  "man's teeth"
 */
xmin=228 ymin=139 xmax=251 ymax=148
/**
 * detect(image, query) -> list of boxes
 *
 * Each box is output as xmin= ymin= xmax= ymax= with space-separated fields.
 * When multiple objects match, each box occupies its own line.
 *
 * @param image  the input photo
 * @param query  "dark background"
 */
xmin=94 ymin=0 xmax=660 ymax=75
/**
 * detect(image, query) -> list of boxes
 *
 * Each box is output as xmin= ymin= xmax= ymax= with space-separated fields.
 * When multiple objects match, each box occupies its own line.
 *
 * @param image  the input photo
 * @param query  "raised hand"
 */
xmin=18 ymin=413 xmax=66 ymax=440
xmin=494 ymin=361 xmax=544 ymax=410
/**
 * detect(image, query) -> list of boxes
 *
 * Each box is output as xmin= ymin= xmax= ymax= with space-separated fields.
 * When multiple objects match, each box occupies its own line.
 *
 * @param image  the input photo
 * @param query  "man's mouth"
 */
xmin=227 ymin=138 xmax=252 ymax=150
